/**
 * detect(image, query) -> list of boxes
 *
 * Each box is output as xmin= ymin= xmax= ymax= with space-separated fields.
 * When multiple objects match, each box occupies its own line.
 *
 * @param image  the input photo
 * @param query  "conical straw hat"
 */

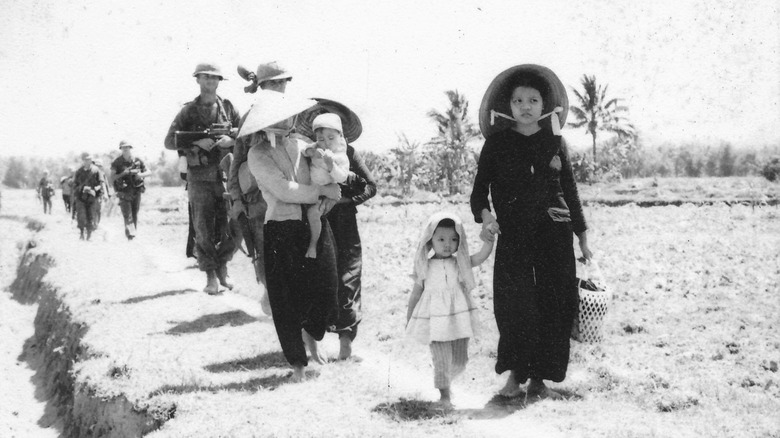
xmin=295 ymin=98 xmax=363 ymax=143
xmin=479 ymin=64 xmax=568 ymax=139
xmin=238 ymin=90 xmax=317 ymax=138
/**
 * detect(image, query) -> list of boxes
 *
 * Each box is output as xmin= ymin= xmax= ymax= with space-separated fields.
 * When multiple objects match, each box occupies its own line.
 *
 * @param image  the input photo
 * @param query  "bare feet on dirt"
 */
xmin=338 ymin=335 xmax=352 ymax=360
xmin=204 ymin=270 xmax=219 ymax=295
xmin=526 ymin=379 xmax=563 ymax=401
xmin=302 ymin=330 xmax=327 ymax=364
xmin=498 ymin=371 xmax=523 ymax=398
xmin=290 ymin=365 xmax=306 ymax=383
xmin=438 ymin=388 xmax=453 ymax=407
xmin=216 ymin=265 xmax=233 ymax=290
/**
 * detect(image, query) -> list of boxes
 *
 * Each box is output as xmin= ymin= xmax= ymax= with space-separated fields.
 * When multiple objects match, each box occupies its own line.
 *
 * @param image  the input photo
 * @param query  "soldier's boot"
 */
xmin=216 ymin=264 xmax=234 ymax=290
xmin=204 ymin=270 xmax=219 ymax=295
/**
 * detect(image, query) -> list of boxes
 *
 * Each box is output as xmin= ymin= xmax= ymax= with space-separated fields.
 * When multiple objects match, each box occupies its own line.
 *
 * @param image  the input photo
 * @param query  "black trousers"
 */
xmin=264 ymin=218 xmax=338 ymax=367
xmin=118 ymin=191 xmax=141 ymax=238
xmin=326 ymin=205 xmax=363 ymax=341
xmin=493 ymin=217 xmax=578 ymax=383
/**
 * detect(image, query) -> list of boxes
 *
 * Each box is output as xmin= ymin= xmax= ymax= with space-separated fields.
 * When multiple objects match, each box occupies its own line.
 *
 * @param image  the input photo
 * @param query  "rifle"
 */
xmin=173 ymin=123 xmax=236 ymax=151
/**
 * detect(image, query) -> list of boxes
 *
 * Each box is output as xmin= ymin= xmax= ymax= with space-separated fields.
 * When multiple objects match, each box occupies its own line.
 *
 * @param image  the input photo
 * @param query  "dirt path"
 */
xmin=0 ymin=215 xmax=60 ymax=438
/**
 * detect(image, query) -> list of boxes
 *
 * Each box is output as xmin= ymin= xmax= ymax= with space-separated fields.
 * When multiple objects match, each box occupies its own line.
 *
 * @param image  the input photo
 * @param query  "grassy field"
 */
xmin=1 ymin=178 xmax=779 ymax=437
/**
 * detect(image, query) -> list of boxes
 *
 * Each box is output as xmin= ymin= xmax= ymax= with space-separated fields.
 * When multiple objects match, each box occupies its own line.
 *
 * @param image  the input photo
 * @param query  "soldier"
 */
xmin=73 ymin=152 xmax=104 ymax=240
xmin=37 ymin=170 xmax=55 ymax=214
xmin=111 ymin=140 xmax=151 ymax=240
xmin=228 ymin=61 xmax=293 ymax=313
xmin=165 ymin=62 xmax=241 ymax=294
xmin=60 ymin=168 xmax=74 ymax=213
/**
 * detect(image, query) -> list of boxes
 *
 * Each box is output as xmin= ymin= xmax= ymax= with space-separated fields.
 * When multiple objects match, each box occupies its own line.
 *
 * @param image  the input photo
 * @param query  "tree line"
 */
xmin=3 ymin=76 xmax=779 ymax=192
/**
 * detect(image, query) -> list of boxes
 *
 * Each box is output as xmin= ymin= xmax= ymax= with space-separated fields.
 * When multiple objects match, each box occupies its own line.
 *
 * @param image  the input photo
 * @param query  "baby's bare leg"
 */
xmin=306 ymin=202 xmax=322 ymax=258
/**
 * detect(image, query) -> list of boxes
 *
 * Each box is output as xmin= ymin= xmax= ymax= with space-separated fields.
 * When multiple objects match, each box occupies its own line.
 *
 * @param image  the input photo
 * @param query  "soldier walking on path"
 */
xmin=37 ymin=170 xmax=55 ymax=214
xmin=60 ymin=169 xmax=74 ymax=213
xmin=73 ymin=152 xmax=104 ymax=240
xmin=165 ymin=62 xmax=241 ymax=294
xmin=111 ymin=140 xmax=151 ymax=240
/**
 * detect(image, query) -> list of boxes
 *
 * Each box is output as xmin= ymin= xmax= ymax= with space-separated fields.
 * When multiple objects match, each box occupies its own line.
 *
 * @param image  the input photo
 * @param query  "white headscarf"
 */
xmin=412 ymin=212 xmax=477 ymax=293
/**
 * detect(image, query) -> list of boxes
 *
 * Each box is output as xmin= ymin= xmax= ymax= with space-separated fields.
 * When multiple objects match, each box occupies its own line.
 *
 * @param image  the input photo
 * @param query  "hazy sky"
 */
xmin=1 ymin=0 xmax=778 ymax=162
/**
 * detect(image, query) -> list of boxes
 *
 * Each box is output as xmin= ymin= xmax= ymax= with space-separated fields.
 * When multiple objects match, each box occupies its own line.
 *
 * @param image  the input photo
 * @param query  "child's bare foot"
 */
xmin=526 ymin=379 xmax=563 ymax=401
xmin=290 ymin=365 xmax=305 ymax=383
xmin=302 ymin=330 xmax=327 ymax=364
xmin=499 ymin=371 xmax=523 ymax=398
xmin=338 ymin=335 xmax=352 ymax=360
xmin=437 ymin=388 xmax=453 ymax=407
xmin=305 ymin=246 xmax=317 ymax=259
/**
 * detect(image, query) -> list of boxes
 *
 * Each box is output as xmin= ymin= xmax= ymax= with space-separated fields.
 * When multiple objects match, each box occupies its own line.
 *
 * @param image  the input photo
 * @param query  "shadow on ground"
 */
xmin=204 ymin=351 xmax=288 ymax=373
xmin=374 ymin=389 xmax=583 ymax=422
xmin=165 ymin=310 xmax=257 ymax=335
xmin=121 ymin=289 xmax=197 ymax=305
xmin=151 ymin=369 xmax=320 ymax=396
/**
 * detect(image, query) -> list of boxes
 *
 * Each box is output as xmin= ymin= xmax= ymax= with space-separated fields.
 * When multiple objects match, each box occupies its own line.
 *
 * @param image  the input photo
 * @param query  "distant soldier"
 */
xmin=37 ymin=170 xmax=55 ymax=214
xmin=60 ymin=169 xmax=74 ymax=213
xmin=93 ymin=160 xmax=112 ymax=227
xmin=164 ymin=62 xmax=240 ymax=294
xmin=73 ymin=152 xmax=104 ymax=240
xmin=111 ymin=140 xmax=151 ymax=240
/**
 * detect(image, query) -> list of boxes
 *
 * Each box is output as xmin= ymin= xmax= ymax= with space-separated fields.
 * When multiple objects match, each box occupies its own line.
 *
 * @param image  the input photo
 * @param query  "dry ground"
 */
xmin=0 ymin=181 xmax=779 ymax=437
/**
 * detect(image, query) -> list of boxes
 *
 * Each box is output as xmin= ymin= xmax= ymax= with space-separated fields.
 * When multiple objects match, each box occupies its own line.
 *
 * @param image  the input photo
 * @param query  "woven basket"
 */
xmin=571 ymin=260 xmax=610 ymax=343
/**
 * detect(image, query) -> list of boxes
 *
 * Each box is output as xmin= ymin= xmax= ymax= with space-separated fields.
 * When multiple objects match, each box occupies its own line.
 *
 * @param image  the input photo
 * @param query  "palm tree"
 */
xmin=568 ymin=75 xmax=636 ymax=162
xmin=427 ymin=90 xmax=481 ymax=194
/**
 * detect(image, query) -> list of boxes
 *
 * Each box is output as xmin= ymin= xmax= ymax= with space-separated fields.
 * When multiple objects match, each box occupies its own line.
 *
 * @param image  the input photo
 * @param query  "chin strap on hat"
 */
xmin=538 ymin=106 xmax=564 ymax=136
xmin=491 ymin=106 xmax=563 ymax=136
xmin=262 ymin=114 xmax=300 ymax=147
xmin=490 ymin=110 xmax=516 ymax=125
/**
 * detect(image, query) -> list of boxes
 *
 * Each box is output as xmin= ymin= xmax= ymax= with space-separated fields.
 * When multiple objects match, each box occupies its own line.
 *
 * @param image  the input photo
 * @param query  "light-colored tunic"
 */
xmin=406 ymin=257 xmax=480 ymax=344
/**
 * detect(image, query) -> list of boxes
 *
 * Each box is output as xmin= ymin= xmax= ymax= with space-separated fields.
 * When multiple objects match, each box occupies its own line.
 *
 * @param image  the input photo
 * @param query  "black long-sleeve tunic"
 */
xmin=470 ymin=129 xmax=586 ymax=235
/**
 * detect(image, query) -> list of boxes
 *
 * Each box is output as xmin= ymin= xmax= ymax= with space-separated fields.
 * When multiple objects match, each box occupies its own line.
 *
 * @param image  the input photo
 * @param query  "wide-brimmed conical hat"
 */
xmin=295 ymin=98 xmax=362 ymax=143
xmin=479 ymin=64 xmax=568 ymax=139
xmin=238 ymin=90 xmax=317 ymax=138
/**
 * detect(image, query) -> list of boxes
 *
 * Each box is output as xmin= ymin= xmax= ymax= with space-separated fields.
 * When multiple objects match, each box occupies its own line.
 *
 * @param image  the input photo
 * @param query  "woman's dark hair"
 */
xmin=508 ymin=73 xmax=552 ymax=130
xmin=509 ymin=73 xmax=550 ymax=108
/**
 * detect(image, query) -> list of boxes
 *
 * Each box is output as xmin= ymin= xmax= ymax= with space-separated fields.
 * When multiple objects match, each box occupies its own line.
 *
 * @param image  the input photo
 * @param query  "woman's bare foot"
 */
xmin=499 ymin=371 xmax=523 ymax=398
xmin=290 ymin=365 xmax=306 ymax=383
xmin=338 ymin=335 xmax=352 ymax=360
xmin=302 ymin=330 xmax=327 ymax=364
xmin=526 ymin=379 xmax=563 ymax=401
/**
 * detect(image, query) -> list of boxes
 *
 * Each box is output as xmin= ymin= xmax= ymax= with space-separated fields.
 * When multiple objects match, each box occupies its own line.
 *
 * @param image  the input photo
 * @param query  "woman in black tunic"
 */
xmin=470 ymin=65 xmax=593 ymax=400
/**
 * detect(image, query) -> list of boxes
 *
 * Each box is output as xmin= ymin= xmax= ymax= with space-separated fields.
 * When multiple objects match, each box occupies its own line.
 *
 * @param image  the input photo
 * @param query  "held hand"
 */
xmin=193 ymin=137 xmax=216 ymax=151
xmin=320 ymin=183 xmax=341 ymax=200
xmin=480 ymin=227 xmax=496 ymax=242
xmin=480 ymin=215 xmax=500 ymax=242
xmin=215 ymin=135 xmax=235 ymax=149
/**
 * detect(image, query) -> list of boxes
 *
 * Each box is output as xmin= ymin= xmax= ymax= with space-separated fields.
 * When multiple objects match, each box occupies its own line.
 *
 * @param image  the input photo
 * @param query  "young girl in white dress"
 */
xmin=406 ymin=212 xmax=494 ymax=405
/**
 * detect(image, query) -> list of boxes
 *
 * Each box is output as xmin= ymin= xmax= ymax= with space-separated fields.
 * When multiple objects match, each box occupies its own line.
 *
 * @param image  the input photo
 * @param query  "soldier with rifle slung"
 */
xmin=164 ymin=62 xmax=241 ymax=294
